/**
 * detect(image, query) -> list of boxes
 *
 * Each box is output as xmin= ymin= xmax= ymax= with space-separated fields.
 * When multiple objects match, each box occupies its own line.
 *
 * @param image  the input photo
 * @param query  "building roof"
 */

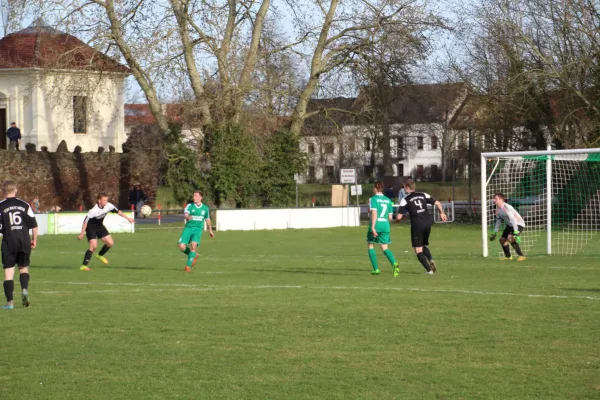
xmin=302 ymin=83 xmax=467 ymax=136
xmin=0 ymin=19 xmax=129 ymax=73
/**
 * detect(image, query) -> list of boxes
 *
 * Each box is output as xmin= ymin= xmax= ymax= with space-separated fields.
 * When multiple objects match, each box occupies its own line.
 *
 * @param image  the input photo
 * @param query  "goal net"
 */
xmin=481 ymin=148 xmax=600 ymax=257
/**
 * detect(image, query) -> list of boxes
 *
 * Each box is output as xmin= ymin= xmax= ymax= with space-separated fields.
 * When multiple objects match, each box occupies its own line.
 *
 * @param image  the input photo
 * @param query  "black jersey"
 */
xmin=398 ymin=192 xmax=436 ymax=225
xmin=84 ymin=202 xmax=119 ymax=229
xmin=0 ymin=197 xmax=38 ymax=253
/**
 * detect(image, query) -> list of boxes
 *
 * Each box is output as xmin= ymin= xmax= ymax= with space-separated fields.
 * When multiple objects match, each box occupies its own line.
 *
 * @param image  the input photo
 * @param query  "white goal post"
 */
xmin=481 ymin=147 xmax=600 ymax=257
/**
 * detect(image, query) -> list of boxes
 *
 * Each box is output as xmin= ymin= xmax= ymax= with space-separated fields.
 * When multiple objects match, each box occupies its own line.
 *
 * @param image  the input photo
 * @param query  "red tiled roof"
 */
xmin=0 ymin=22 xmax=129 ymax=73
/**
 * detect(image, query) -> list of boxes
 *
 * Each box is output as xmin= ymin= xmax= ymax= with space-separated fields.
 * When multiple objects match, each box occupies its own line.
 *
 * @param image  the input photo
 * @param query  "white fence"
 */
xmin=216 ymin=207 xmax=361 ymax=231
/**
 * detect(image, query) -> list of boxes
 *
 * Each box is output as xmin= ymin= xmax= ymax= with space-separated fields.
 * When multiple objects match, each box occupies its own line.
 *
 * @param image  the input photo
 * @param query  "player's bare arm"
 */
xmin=370 ymin=209 xmax=378 ymax=237
xmin=206 ymin=218 xmax=215 ymax=238
xmin=78 ymin=220 xmax=88 ymax=240
xmin=434 ymin=200 xmax=448 ymax=222
xmin=31 ymin=226 xmax=38 ymax=249
xmin=117 ymin=210 xmax=135 ymax=224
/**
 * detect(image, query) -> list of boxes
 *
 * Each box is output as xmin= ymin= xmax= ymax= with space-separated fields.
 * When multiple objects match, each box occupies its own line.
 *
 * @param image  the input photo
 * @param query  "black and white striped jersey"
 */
xmin=85 ymin=203 xmax=119 ymax=227
xmin=0 ymin=197 xmax=38 ymax=252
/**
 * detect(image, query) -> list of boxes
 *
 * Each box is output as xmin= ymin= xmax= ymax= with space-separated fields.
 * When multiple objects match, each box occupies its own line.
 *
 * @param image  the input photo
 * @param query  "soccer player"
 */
xmin=489 ymin=192 xmax=526 ymax=261
xmin=77 ymin=193 xmax=134 ymax=271
xmin=367 ymin=182 xmax=400 ymax=277
xmin=396 ymin=179 xmax=447 ymax=274
xmin=178 ymin=190 xmax=214 ymax=272
xmin=0 ymin=180 xmax=38 ymax=309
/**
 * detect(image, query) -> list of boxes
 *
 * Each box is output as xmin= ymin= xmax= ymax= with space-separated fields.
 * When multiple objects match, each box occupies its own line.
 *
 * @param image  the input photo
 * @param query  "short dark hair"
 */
xmin=404 ymin=179 xmax=416 ymax=191
xmin=194 ymin=190 xmax=203 ymax=197
xmin=374 ymin=182 xmax=384 ymax=192
xmin=494 ymin=192 xmax=505 ymax=200
xmin=10 ymin=122 xmax=15 ymax=125
xmin=97 ymin=192 xmax=109 ymax=199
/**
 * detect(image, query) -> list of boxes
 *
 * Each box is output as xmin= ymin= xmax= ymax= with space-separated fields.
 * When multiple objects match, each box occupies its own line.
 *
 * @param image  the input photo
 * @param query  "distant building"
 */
xmin=0 ymin=19 xmax=129 ymax=151
xmin=299 ymin=83 xmax=469 ymax=183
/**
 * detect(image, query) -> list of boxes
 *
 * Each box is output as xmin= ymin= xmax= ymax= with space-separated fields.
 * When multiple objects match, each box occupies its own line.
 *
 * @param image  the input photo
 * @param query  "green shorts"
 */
xmin=178 ymin=227 xmax=203 ymax=245
xmin=367 ymin=231 xmax=391 ymax=245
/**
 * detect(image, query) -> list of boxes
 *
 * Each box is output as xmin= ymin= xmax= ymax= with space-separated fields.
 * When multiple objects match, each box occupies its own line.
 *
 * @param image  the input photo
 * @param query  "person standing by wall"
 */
xmin=6 ymin=122 xmax=21 ymax=150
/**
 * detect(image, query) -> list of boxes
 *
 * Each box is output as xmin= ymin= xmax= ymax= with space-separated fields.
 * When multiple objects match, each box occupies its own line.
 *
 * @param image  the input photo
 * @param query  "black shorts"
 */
xmin=2 ymin=248 xmax=31 ymax=268
xmin=410 ymin=223 xmax=431 ymax=248
xmin=501 ymin=225 xmax=525 ymax=239
xmin=86 ymin=226 xmax=110 ymax=241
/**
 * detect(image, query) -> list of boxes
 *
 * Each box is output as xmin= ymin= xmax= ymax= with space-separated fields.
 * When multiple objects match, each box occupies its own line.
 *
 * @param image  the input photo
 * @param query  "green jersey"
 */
xmin=184 ymin=202 xmax=210 ymax=229
xmin=369 ymin=193 xmax=393 ymax=233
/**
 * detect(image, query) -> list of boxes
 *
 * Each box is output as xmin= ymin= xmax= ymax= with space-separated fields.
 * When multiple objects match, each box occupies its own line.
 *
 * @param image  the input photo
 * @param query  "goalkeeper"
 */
xmin=489 ymin=192 xmax=526 ymax=261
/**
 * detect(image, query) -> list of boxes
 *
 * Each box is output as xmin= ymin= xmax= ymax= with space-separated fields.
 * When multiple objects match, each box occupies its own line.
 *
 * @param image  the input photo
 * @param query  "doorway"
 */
xmin=0 ymin=109 xmax=6 ymax=149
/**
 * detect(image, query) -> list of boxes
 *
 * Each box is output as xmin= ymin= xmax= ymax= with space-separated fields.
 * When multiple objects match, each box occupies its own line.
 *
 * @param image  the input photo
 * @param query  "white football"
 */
xmin=140 ymin=204 xmax=152 ymax=217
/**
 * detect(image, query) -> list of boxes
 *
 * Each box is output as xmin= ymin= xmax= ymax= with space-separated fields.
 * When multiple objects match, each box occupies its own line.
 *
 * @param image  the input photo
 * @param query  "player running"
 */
xmin=396 ymin=179 xmax=447 ymax=274
xmin=489 ymin=192 xmax=526 ymax=261
xmin=0 ymin=180 xmax=38 ymax=309
xmin=367 ymin=182 xmax=400 ymax=277
xmin=77 ymin=193 xmax=134 ymax=271
xmin=178 ymin=190 xmax=214 ymax=272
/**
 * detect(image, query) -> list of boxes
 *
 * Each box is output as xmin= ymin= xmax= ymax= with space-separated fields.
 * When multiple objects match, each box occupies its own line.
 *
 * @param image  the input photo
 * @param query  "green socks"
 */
xmin=383 ymin=249 xmax=397 ymax=266
xmin=181 ymin=247 xmax=190 ymax=255
xmin=368 ymin=248 xmax=379 ymax=270
xmin=186 ymin=251 xmax=196 ymax=267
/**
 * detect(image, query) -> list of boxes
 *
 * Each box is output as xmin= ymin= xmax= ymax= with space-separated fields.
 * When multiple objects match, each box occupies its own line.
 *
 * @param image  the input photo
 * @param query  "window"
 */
xmin=308 ymin=143 xmax=315 ymax=154
xmin=416 ymin=165 xmax=424 ymax=179
xmin=348 ymin=139 xmax=355 ymax=152
xmin=396 ymin=137 xmax=404 ymax=150
xmin=431 ymin=136 xmax=438 ymax=150
xmin=308 ymin=166 xmax=316 ymax=180
xmin=325 ymin=165 xmax=335 ymax=179
xmin=364 ymin=138 xmax=371 ymax=151
xmin=73 ymin=96 xmax=87 ymax=134
xmin=430 ymin=164 xmax=438 ymax=178
xmin=364 ymin=165 xmax=374 ymax=177
xmin=324 ymin=143 xmax=334 ymax=154
xmin=397 ymin=164 xmax=404 ymax=177
xmin=417 ymin=136 xmax=424 ymax=150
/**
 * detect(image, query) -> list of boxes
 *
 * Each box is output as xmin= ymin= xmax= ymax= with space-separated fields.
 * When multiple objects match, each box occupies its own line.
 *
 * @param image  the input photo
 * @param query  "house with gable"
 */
xmin=0 ymin=19 xmax=129 ymax=152
xmin=299 ymin=83 xmax=469 ymax=183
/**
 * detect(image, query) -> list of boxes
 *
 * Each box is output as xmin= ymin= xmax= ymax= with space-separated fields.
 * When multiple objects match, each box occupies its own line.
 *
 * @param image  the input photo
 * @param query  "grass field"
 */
xmin=1 ymin=224 xmax=598 ymax=399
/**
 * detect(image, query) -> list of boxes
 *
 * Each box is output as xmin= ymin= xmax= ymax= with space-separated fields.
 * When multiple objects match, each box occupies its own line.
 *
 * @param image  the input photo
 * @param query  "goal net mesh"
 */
xmin=484 ymin=152 xmax=600 ymax=256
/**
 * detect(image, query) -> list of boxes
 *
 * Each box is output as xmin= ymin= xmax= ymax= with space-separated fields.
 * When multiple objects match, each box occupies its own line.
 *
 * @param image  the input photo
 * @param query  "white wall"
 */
xmin=0 ymin=70 xmax=127 ymax=152
xmin=216 ymin=207 xmax=361 ymax=231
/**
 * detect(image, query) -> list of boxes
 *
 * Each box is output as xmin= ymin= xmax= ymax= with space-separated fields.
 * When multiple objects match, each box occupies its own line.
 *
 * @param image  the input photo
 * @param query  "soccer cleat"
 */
xmin=184 ymin=266 xmax=191 ymax=272
xmin=517 ymin=256 xmax=526 ymax=262
xmin=371 ymin=269 xmax=380 ymax=275
xmin=499 ymin=256 xmax=513 ymax=261
xmin=192 ymin=254 xmax=200 ymax=267
xmin=21 ymin=290 xmax=30 ymax=308
xmin=429 ymin=260 xmax=437 ymax=273
xmin=80 ymin=265 xmax=91 ymax=271
xmin=2 ymin=304 xmax=14 ymax=309
xmin=393 ymin=262 xmax=399 ymax=277
xmin=425 ymin=270 xmax=434 ymax=275
xmin=95 ymin=255 xmax=109 ymax=264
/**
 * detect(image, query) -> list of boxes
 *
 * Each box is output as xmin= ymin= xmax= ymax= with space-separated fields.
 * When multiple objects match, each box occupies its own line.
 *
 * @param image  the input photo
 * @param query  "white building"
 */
xmin=299 ymin=83 xmax=469 ymax=183
xmin=0 ymin=20 xmax=129 ymax=152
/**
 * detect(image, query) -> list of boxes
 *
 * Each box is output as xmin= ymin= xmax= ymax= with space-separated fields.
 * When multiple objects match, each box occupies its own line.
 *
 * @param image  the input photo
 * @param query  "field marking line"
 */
xmin=35 ymin=281 xmax=599 ymax=301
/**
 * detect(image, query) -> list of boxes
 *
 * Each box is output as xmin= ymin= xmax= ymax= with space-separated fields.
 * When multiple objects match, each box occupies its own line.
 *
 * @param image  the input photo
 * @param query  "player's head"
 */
xmin=493 ymin=192 xmax=505 ymax=206
xmin=2 ymin=180 xmax=17 ymax=196
xmin=97 ymin=192 xmax=109 ymax=208
xmin=404 ymin=179 xmax=416 ymax=192
xmin=193 ymin=190 xmax=203 ymax=204
xmin=373 ymin=182 xmax=384 ymax=194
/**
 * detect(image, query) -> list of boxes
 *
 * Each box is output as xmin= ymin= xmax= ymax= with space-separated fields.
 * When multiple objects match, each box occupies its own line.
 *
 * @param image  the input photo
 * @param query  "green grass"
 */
xmin=2 ymin=225 xmax=598 ymax=399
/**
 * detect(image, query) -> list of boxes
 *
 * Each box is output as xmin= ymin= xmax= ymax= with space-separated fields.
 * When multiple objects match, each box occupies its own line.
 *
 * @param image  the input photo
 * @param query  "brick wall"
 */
xmin=0 ymin=150 xmax=159 ymax=211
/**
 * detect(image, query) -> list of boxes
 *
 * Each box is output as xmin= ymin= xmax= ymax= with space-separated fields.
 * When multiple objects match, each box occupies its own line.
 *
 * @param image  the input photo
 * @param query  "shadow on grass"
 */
xmin=562 ymin=288 xmax=600 ymax=293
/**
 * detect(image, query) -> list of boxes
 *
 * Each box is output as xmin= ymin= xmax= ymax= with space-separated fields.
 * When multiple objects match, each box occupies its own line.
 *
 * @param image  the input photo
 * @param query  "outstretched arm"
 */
xmin=117 ymin=210 xmax=135 ymax=224
xmin=434 ymin=200 xmax=448 ymax=222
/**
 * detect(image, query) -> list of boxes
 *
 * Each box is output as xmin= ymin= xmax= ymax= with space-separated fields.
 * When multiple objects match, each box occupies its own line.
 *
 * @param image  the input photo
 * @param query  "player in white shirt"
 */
xmin=77 ymin=193 xmax=134 ymax=271
xmin=489 ymin=192 xmax=526 ymax=261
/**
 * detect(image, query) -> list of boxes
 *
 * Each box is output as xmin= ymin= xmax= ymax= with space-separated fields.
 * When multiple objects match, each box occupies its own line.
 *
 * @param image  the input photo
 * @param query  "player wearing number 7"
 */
xmin=489 ymin=192 xmax=526 ymax=261
xmin=396 ymin=179 xmax=447 ymax=274
xmin=366 ymin=182 xmax=400 ymax=277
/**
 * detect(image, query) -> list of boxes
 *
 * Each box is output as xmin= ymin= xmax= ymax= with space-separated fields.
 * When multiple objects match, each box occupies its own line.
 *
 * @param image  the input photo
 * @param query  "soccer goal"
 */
xmin=481 ymin=147 xmax=600 ymax=257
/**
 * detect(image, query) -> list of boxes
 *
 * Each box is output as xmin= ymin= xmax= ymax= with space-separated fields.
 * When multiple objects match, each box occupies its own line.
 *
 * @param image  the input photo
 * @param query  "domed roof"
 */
xmin=0 ymin=19 xmax=129 ymax=73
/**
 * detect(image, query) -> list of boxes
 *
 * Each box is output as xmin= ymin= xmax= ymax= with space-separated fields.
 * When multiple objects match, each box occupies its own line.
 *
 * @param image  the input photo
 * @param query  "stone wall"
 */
xmin=0 ymin=149 xmax=159 ymax=211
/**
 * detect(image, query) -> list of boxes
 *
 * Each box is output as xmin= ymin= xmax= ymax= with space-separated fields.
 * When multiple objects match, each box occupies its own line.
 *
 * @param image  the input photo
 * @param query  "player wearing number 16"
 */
xmin=367 ymin=182 xmax=400 ymax=277
xmin=396 ymin=179 xmax=447 ymax=274
xmin=0 ymin=180 xmax=38 ymax=309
